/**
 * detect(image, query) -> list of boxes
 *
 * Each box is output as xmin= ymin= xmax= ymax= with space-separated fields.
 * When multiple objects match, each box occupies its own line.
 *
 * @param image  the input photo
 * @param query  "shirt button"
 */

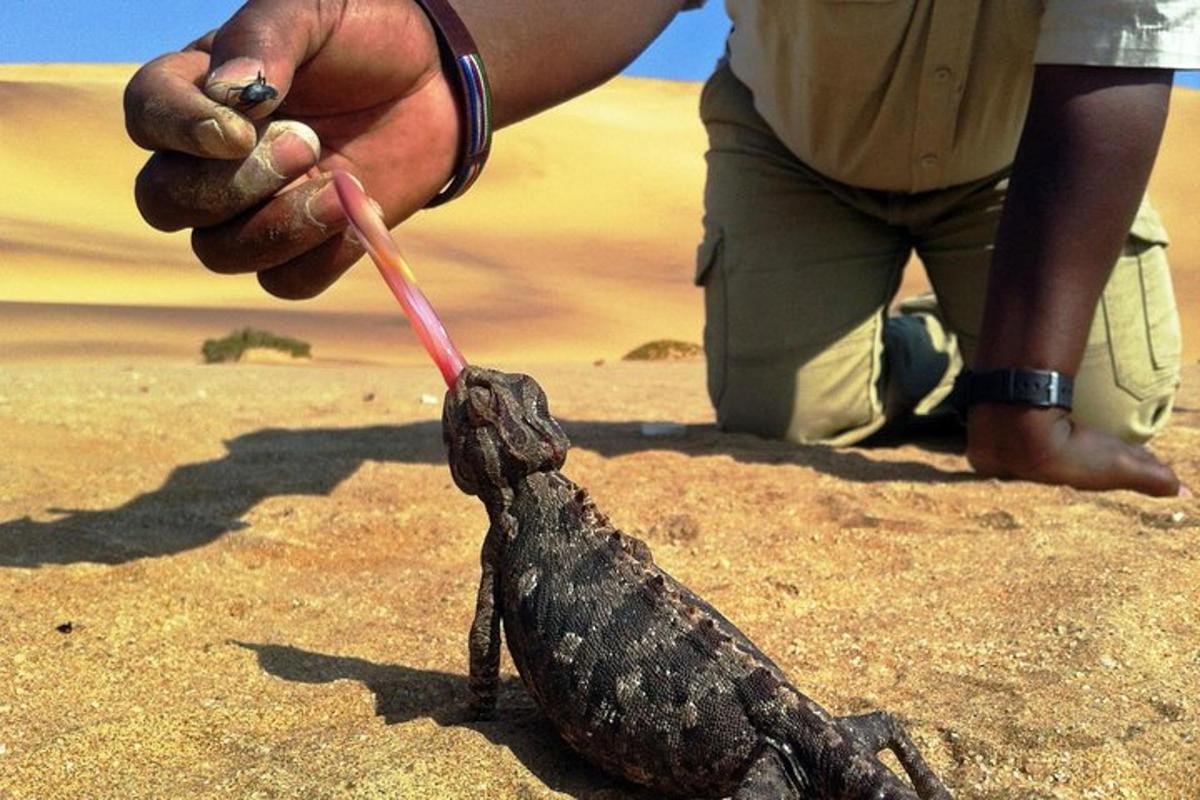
xmin=934 ymin=66 xmax=953 ymax=82
xmin=920 ymin=153 xmax=940 ymax=168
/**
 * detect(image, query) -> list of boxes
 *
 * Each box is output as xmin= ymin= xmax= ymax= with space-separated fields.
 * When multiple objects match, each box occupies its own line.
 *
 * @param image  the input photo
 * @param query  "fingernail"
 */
xmin=267 ymin=132 xmax=318 ymax=176
xmin=208 ymin=56 xmax=265 ymax=84
xmin=323 ymin=172 xmax=384 ymax=226
xmin=262 ymin=122 xmax=320 ymax=177
xmin=305 ymin=180 xmax=346 ymax=229
xmin=339 ymin=174 xmax=385 ymax=218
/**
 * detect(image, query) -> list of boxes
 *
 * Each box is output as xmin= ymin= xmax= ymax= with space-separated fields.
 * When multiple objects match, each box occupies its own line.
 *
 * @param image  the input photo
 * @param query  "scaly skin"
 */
xmin=443 ymin=366 xmax=952 ymax=799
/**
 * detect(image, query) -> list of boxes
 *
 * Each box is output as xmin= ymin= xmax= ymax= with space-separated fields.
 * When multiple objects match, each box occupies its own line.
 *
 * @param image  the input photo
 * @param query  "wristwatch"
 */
xmin=955 ymin=368 xmax=1075 ymax=411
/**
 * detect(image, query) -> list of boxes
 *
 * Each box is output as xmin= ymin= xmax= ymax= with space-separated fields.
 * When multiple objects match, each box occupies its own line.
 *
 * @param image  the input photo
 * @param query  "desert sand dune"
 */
xmin=3 ymin=63 xmax=1196 ymax=364
xmin=0 ymin=65 xmax=712 ymax=364
xmin=1 ymin=64 xmax=1198 ymax=800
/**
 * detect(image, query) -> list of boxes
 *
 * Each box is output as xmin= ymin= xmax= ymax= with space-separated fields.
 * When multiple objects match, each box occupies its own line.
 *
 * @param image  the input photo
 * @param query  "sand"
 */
xmin=1 ymin=64 xmax=1199 ymax=799
xmin=0 ymin=361 xmax=1197 ymax=799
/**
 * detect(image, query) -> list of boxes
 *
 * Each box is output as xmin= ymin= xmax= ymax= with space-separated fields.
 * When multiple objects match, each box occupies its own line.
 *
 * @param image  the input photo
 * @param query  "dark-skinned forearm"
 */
xmin=973 ymin=64 xmax=1173 ymax=373
xmin=449 ymin=0 xmax=689 ymax=128
xmin=966 ymin=65 xmax=1182 ymax=496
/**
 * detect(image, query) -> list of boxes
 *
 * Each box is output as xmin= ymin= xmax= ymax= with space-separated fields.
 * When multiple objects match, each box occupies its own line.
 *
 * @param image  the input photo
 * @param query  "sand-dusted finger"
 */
xmin=203 ymin=0 xmax=320 ymax=121
xmin=191 ymin=174 xmax=351 ymax=274
xmin=205 ymin=57 xmax=286 ymax=121
xmin=134 ymin=120 xmax=320 ymax=232
xmin=254 ymin=232 xmax=367 ymax=300
xmin=124 ymin=49 xmax=257 ymax=159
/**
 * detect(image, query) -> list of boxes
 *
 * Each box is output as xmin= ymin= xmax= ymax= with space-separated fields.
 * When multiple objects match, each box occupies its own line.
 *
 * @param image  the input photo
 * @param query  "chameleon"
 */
xmin=443 ymin=365 xmax=953 ymax=799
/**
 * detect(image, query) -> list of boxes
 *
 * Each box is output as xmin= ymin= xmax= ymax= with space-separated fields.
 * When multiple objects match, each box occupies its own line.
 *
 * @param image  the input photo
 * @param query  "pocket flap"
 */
xmin=695 ymin=227 xmax=724 ymax=286
xmin=1129 ymin=197 xmax=1170 ymax=247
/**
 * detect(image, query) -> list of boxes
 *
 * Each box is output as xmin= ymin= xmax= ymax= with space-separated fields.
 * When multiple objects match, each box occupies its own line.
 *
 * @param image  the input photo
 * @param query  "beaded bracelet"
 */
xmin=411 ymin=0 xmax=494 ymax=207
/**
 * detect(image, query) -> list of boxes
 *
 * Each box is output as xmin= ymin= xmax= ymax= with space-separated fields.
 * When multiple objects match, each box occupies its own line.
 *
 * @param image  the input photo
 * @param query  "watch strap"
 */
xmin=957 ymin=368 xmax=1075 ymax=411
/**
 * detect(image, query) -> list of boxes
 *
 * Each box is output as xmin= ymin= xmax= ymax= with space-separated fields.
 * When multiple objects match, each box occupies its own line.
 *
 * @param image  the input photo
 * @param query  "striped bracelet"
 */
xmin=412 ymin=0 xmax=493 ymax=208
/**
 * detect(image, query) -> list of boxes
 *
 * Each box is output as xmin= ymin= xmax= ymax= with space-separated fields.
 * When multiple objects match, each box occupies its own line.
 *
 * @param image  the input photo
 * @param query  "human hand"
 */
xmin=124 ymin=0 xmax=461 ymax=298
xmin=966 ymin=404 xmax=1186 ymax=497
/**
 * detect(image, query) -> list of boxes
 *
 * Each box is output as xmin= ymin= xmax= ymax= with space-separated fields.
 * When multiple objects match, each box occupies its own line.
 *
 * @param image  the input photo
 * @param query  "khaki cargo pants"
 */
xmin=697 ymin=61 xmax=1182 ymax=446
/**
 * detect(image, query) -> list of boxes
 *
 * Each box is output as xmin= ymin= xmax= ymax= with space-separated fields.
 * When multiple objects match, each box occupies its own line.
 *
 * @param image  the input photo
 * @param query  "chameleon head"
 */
xmin=442 ymin=366 xmax=570 ymax=496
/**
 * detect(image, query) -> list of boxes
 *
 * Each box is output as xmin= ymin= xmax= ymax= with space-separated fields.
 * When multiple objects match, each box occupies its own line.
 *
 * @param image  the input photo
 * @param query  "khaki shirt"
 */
xmin=685 ymin=1 xmax=1200 ymax=192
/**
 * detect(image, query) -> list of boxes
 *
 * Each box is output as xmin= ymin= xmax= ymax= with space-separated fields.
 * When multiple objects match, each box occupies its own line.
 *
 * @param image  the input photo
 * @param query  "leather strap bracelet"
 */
xmin=956 ymin=368 xmax=1075 ymax=411
xmin=411 ymin=0 xmax=493 ymax=208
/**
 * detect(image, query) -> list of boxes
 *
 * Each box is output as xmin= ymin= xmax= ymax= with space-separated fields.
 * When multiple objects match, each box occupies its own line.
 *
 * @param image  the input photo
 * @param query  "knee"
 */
xmin=710 ymin=355 xmax=883 ymax=445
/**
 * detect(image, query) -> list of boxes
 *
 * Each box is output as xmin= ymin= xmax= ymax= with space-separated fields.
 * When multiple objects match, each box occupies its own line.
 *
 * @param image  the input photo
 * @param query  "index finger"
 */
xmin=124 ymin=48 xmax=258 ymax=159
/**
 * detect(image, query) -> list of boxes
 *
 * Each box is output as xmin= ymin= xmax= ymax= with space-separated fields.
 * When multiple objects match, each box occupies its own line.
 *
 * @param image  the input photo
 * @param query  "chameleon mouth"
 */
xmin=333 ymin=171 xmax=467 ymax=388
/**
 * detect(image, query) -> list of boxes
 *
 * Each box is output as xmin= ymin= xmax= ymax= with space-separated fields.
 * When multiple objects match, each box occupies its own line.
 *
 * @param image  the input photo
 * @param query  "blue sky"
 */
xmin=0 ymin=0 xmax=731 ymax=74
xmin=1 ymin=1 xmax=1198 ymax=88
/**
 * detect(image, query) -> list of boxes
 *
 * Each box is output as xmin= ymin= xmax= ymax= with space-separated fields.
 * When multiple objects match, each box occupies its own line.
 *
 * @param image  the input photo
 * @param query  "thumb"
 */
xmin=203 ymin=0 xmax=320 ymax=120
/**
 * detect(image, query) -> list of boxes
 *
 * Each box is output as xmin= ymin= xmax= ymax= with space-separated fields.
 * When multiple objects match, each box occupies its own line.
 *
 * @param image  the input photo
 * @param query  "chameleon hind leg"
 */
xmin=731 ymin=747 xmax=800 ymax=800
xmin=838 ymin=712 xmax=951 ymax=800
xmin=468 ymin=526 xmax=503 ymax=718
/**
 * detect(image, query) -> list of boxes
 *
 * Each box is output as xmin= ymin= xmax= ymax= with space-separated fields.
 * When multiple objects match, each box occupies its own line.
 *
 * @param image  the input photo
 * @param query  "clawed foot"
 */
xmin=838 ymin=711 xmax=951 ymax=800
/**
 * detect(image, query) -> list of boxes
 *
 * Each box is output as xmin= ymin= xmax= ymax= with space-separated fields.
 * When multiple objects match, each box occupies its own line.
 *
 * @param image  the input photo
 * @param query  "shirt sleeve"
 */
xmin=1036 ymin=0 xmax=1200 ymax=69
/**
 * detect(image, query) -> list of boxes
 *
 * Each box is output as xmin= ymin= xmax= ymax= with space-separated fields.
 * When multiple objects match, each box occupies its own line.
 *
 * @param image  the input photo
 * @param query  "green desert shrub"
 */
xmin=621 ymin=340 xmax=703 ymax=361
xmin=201 ymin=328 xmax=312 ymax=364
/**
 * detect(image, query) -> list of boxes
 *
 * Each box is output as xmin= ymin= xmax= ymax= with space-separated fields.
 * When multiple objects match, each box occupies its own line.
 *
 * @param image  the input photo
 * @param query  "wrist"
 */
xmin=955 ymin=368 xmax=1075 ymax=413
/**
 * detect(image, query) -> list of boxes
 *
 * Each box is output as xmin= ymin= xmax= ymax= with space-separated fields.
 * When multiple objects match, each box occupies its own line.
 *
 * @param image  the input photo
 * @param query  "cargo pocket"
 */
xmin=696 ymin=227 xmax=728 ymax=410
xmin=1100 ymin=205 xmax=1182 ymax=402
xmin=699 ymin=58 xmax=741 ymax=128
xmin=698 ymin=58 xmax=725 ymax=119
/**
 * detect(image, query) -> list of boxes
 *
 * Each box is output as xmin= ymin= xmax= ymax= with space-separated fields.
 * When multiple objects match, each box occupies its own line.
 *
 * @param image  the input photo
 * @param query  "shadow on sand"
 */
xmin=0 ymin=418 xmax=971 ymax=568
xmin=231 ymin=640 xmax=653 ymax=799
xmin=0 ymin=424 xmax=441 ymax=568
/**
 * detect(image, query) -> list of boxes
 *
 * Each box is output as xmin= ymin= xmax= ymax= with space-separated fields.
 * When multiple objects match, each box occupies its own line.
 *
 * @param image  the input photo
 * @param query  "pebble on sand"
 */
xmin=640 ymin=421 xmax=687 ymax=438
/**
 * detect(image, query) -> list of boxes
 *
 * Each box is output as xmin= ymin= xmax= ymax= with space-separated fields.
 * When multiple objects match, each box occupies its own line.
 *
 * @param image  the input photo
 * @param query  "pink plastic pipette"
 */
xmin=332 ymin=171 xmax=467 ymax=388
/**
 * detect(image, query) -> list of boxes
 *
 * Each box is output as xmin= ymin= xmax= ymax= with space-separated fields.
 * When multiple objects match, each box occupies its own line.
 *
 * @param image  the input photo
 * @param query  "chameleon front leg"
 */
xmin=731 ymin=747 xmax=800 ymax=800
xmin=838 ymin=712 xmax=952 ymax=800
xmin=468 ymin=524 xmax=503 ymax=719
